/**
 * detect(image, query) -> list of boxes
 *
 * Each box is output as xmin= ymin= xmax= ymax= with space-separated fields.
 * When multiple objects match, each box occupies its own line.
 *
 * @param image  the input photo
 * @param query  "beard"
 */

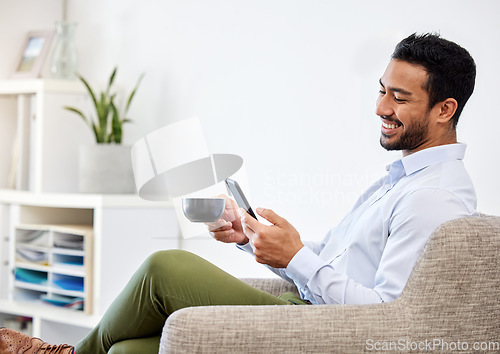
xmin=380 ymin=114 xmax=430 ymax=152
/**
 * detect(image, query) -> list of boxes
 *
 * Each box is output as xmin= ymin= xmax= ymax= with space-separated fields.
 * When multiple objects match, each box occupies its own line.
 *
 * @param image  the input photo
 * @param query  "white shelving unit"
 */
xmin=0 ymin=80 xmax=181 ymax=345
xmin=0 ymin=79 xmax=90 ymax=193
xmin=0 ymin=190 xmax=178 ymax=345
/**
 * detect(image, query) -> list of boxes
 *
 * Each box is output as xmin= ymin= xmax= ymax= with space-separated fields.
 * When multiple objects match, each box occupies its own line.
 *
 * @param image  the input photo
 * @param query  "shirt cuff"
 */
xmin=285 ymin=246 xmax=328 ymax=289
xmin=236 ymin=241 xmax=254 ymax=255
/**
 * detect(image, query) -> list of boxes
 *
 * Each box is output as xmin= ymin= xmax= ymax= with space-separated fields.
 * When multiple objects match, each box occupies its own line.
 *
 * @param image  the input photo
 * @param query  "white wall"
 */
xmin=0 ymin=0 xmax=62 ymax=78
xmin=1 ymin=0 xmax=499 ymax=267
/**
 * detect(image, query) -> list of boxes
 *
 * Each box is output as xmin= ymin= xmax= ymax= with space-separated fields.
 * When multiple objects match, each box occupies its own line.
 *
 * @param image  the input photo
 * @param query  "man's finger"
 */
xmin=206 ymin=219 xmax=231 ymax=232
xmin=256 ymin=207 xmax=284 ymax=226
xmin=211 ymin=228 xmax=235 ymax=242
xmin=238 ymin=208 xmax=261 ymax=231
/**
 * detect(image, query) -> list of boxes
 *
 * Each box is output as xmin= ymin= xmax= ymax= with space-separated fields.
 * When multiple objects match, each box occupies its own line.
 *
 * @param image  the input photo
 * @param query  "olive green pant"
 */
xmin=76 ymin=250 xmax=305 ymax=354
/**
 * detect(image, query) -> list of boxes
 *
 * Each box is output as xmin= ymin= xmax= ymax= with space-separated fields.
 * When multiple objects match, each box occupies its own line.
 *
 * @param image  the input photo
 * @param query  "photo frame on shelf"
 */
xmin=11 ymin=30 xmax=55 ymax=79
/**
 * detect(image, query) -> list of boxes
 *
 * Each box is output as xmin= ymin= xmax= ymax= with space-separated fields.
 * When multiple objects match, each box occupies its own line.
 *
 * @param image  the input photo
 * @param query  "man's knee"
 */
xmin=143 ymin=249 xmax=199 ymax=276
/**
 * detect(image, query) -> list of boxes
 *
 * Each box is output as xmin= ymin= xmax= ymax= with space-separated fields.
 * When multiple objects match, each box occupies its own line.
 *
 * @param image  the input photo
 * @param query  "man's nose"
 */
xmin=375 ymin=95 xmax=394 ymax=117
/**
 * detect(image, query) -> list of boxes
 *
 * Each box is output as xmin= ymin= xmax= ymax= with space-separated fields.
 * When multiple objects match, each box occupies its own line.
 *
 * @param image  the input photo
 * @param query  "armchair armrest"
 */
xmin=239 ymin=277 xmax=299 ymax=297
xmin=160 ymin=299 xmax=408 ymax=353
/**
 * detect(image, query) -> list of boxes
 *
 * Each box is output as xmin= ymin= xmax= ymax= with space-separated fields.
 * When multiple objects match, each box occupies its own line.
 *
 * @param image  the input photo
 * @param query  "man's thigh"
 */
xmin=145 ymin=250 xmax=291 ymax=310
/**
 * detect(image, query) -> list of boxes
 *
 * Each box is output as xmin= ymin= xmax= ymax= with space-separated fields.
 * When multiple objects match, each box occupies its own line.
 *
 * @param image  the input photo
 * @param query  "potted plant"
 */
xmin=65 ymin=67 xmax=144 ymax=194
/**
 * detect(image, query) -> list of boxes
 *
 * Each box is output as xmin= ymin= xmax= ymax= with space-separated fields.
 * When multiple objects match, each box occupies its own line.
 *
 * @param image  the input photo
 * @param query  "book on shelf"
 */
xmin=14 ymin=268 xmax=47 ymax=285
xmin=16 ymin=229 xmax=50 ymax=246
xmin=16 ymin=248 xmax=48 ymax=265
xmin=40 ymin=294 xmax=84 ymax=311
xmin=53 ymin=276 xmax=84 ymax=292
xmin=53 ymin=238 xmax=84 ymax=250
xmin=53 ymin=254 xmax=84 ymax=267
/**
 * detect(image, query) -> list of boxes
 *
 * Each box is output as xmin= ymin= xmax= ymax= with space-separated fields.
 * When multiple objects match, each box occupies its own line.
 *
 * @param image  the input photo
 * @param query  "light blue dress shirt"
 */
xmin=241 ymin=143 xmax=477 ymax=304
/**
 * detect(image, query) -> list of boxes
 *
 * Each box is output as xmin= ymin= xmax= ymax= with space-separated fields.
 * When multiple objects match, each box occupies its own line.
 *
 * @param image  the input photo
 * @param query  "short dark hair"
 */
xmin=391 ymin=33 xmax=476 ymax=128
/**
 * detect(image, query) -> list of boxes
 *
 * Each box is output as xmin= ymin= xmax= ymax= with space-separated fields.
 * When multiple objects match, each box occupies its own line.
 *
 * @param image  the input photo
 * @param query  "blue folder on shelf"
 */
xmin=41 ymin=294 xmax=84 ymax=310
xmin=53 ymin=277 xmax=84 ymax=292
xmin=14 ymin=268 xmax=47 ymax=285
xmin=54 ymin=254 xmax=84 ymax=267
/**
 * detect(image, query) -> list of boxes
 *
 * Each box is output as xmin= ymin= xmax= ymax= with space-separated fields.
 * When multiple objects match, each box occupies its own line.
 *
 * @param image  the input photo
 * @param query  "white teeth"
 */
xmin=382 ymin=122 xmax=399 ymax=129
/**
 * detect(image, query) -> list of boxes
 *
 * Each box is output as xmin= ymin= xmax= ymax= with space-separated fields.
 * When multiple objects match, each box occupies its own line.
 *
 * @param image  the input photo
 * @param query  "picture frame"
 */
xmin=11 ymin=30 xmax=55 ymax=79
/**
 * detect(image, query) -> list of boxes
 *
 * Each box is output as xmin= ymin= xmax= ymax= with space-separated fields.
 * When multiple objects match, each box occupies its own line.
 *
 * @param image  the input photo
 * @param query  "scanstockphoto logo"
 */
xmin=365 ymin=338 xmax=500 ymax=352
xmin=263 ymin=169 xmax=379 ymax=207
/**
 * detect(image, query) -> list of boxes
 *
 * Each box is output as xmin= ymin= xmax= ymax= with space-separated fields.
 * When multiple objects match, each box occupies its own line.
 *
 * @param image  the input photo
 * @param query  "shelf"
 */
xmin=14 ymin=281 xmax=49 ymax=294
xmin=15 ymin=262 xmax=86 ymax=277
xmin=53 ymin=247 xmax=85 ymax=256
xmin=16 ymin=243 xmax=86 ymax=256
xmin=0 ymin=84 xmax=89 ymax=192
xmin=0 ymin=189 xmax=173 ymax=208
xmin=0 ymin=79 xmax=84 ymax=95
xmin=0 ymin=299 xmax=99 ymax=329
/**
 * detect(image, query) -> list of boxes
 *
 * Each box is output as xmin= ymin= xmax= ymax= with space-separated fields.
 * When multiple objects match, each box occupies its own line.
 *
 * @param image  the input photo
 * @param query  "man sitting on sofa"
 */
xmin=0 ymin=32 xmax=477 ymax=354
xmin=212 ymin=32 xmax=478 ymax=305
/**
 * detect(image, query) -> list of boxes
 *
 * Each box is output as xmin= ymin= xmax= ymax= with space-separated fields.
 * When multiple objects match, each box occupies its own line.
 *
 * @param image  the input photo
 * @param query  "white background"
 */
xmin=1 ymin=0 xmax=499 ymax=247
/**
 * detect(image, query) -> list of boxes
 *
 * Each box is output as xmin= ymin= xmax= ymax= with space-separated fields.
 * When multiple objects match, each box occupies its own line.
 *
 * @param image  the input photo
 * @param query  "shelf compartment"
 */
xmin=16 ymin=247 xmax=49 ymax=265
xmin=12 ymin=224 xmax=93 ymax=314
xmin=53 ymin=231 xmax=84 ymax=250
xmin=13 ymin=287 xmax=45 ymax=302
xmin=15 ymin=229 xmax=50 ymax=247
xmin=53 ymin=253 xmax=84 ymax=268
xmin=40 ymin=294 xmax=84 ymax=311
xmin=52 ymin=274 xmax=84 ymax=292
xmin=14 ymin=268 xmax=47 ymax=286
xmin=14 ymin=275 xmax=87 ymax=309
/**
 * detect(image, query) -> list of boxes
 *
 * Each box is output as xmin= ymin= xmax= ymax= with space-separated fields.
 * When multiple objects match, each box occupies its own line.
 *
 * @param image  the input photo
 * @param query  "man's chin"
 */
xmin=380 ymin=137 xmax=401 ymax=151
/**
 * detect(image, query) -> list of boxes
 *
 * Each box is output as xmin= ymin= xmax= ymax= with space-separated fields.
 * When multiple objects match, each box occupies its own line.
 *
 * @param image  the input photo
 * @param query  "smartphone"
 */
xmin=225 ymin=178 xmax=258 ymax=220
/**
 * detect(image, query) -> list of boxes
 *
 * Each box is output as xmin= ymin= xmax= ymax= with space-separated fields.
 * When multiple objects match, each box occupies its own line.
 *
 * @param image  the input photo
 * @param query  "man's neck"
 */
xmin=402 ymin=130 xmax=457 ymax=157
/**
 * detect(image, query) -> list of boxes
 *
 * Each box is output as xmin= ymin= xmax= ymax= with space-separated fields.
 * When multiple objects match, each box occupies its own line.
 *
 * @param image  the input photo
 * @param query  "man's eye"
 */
xmin=394 ymin=97 xmax=406 ymax=103
xmin=379 ymin=90 xmax=386 ymax=95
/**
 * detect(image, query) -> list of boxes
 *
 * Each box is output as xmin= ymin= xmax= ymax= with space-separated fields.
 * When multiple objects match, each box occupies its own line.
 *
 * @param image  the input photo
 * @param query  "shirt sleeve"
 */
xmin=284 ymin=188 xmax=474 ymax=304
xmin=237 ymin=239 xmax=326 ymax=283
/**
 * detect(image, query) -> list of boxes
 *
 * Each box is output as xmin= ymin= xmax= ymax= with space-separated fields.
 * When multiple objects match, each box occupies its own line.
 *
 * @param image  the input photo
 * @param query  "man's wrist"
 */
xmin=237 ymin=239 xmax=249 ymax=246
xmin=286 ymin=246 xmax=327 ymax=288
xmin=284 ymin=242 xmax=305 ymax=268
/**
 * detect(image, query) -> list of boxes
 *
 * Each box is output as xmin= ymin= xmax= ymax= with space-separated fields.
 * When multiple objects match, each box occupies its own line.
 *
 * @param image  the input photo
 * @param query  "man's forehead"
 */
xmin=380 ymin=60 xmax=429 ymax=93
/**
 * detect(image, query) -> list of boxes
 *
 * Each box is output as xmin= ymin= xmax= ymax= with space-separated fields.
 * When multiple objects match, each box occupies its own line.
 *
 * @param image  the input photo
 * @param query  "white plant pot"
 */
xmin=79 ymin=144 xmax=135 ymax=194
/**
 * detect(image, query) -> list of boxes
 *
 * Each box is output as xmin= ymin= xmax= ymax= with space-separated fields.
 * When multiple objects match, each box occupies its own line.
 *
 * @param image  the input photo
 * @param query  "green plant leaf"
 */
xmin=106 ymin=67 xmax=118 ymax=96
xmin=64 ymin=106 xmax=100 ymax=143
xmin=124 ymin=73 xmax=145 ymax=117
xmin=77 ymin=74 xmax=99 ymax=113
xmin=64 ymin=106 xmax=89 ymax=125
xmin=91 ymin=122 xmax=103 ymax=143
xmin=97 ymin=92 xmax=110 ymax=142
xmin=67 ymin=67 xmax=141 ymax=144
xmin=110 ymin=99 xmax=122 ymax=144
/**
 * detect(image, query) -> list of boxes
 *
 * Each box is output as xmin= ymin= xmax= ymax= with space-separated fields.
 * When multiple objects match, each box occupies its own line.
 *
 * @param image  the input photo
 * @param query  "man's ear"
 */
xmin=436 ymin=98 xmax=458 ymax=125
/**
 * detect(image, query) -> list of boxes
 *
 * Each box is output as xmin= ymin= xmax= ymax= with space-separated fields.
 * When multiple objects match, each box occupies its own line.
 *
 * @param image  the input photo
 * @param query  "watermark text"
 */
xmin=365 ymin=338 xmax=500 ymax=352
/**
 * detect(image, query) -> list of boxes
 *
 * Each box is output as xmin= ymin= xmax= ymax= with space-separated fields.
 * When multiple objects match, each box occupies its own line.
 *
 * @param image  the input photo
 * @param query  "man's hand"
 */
xmin=239 ymin=207 xmax=304 ymax=268
xmin=206 ymin=195 xmax=249 ymax=245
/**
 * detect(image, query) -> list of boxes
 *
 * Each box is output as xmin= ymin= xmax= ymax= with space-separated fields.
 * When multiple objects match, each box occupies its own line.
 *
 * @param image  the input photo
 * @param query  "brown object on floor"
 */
xmin=0 ymin=328 xmax=74 ymax=353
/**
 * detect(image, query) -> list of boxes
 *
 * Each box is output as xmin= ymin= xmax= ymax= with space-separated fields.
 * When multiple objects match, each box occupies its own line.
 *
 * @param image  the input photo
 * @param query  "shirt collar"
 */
xmin=385 ymin=143 xmax=467 ymax=184
xmin=401 ymin=143 xmax=466 ymax=175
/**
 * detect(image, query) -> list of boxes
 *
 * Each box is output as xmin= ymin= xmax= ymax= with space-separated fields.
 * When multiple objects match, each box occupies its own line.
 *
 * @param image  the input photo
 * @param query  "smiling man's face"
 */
xmin=376 ymin=59 xmax=440 ymax=156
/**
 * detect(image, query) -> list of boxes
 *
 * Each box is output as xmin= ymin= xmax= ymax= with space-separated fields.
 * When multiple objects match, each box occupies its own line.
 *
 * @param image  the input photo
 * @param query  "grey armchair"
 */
xmin=159 ymin=215 xmax=500 ymax=353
